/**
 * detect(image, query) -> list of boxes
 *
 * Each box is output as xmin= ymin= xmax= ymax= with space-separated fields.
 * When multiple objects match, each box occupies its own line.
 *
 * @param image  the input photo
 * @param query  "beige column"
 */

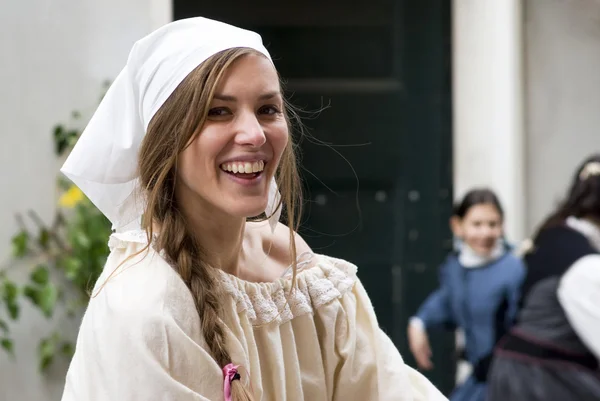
xmin=452 ymin=0 xmax=526 ymax=242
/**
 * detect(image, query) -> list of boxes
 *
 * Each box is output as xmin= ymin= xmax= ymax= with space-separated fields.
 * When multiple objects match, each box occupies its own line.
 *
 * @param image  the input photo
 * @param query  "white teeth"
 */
xmin=221 ymin=160 xmax=265 ymax=174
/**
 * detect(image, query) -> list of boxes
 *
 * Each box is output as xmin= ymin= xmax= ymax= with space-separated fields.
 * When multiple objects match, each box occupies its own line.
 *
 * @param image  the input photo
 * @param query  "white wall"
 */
xmin=524 ymin=0 xmax=600 ymax=234
xmin=0 ymin=1 xmax=170 ymax=400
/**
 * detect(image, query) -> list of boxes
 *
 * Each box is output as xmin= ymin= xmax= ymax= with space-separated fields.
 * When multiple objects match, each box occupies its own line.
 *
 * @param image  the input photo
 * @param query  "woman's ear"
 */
xmin=449 ymin=215 xmax=462 ymax=238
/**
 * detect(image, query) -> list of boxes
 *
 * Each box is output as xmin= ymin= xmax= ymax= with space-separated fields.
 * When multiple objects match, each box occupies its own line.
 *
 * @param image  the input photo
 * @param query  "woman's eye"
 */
xmin=207 ymin=107 xmax=230 ymax=117
xmin=258 ymin=105 xmax=281 ymax=115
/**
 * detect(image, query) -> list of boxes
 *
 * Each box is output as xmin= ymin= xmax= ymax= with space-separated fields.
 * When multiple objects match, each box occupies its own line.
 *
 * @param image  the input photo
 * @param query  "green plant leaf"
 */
xmin=23 ymin=284 xmax=57 ymax=319
xmin=39 ymin=284 xmax=58 ymax=318
xmin=57 ymin=177 xmax=73 ymax=191
xmin=73 ymin=231 xmax=91 ymax=250
xmin=61 ymin=342 xmax=74 ymax=357
xmin=53 ymin=124 xmax=80 ymax=156
xmin=2 ymin=281 xmax=18 ymax=301
xmin=38 ymin=337 xmax=55 ymax=371
xmin=66 ymin=129 xmax=79 ymax=139
xmin=38 ymin=228 xmax=50 ymax=250
xmin=63 ymin=257 xmax=82 ymax=281
xmin=53 ymin=125 xmax=67 ymax=155
xmin=11 ymin=231 xmax=29 ymax=258
xmin=6 ymin=303 xmax=19 ymax=320
xmin=30 ymin=265 xmax=50 ymax=286
xmin=53 ymin=124 xmax=64 ymax=140
xmin=0 ymin=319 xmax=8 ymax=335
xmin=1 ymin=338 xmax=14 ymax=355
xmin=23 ymin=285 xmax=41 ymax=307
xmin=2 ymin=281 xmax=20 ymax=320
xmin=67 ymin=135 xmax=79 ymax=148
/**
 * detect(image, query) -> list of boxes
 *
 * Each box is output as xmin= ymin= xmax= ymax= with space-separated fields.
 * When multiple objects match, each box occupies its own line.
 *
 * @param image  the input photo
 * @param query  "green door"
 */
xmin=175 ymin=0 xmax=455 ymax=394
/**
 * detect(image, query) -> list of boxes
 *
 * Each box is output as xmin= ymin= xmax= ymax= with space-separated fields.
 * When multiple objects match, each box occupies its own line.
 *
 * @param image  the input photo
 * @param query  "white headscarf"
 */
xmin=61 ymin=17 xmax=281 ymax=232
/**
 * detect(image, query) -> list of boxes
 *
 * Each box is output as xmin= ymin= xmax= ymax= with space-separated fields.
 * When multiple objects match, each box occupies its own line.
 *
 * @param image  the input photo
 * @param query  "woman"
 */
xmin=407 ymin=189 xmax=525 ymax=401
xmin=59 ymin=17 xmax=446 ymax=401
xmin=488 ymin=155 xmax=600 ymax=401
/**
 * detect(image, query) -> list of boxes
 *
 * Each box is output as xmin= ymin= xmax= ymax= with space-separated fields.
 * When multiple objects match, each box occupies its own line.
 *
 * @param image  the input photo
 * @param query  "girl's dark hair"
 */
xmin=533 ymin=153 xmax=600 ymax=239
xmin=454 ymin=188 xmax=504 ymax=219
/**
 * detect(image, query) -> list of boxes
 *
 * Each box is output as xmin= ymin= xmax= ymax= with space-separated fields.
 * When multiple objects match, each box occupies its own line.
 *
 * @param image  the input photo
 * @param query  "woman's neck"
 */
xmin=193 ymin=217 xmax=246 ymax=275
xmin=176 ymin=191 xmax=247 ymax=276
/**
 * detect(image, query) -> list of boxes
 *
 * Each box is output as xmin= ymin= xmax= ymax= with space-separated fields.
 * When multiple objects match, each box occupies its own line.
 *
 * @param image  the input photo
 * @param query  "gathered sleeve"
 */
xmin=332 ymin=279 xmax=447 ymax=401
xmin=61 ymin=246 xmax=224 ymax=401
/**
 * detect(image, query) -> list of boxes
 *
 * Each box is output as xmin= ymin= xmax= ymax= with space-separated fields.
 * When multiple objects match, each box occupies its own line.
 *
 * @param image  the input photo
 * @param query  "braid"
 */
xmin=157 ymin=207 xmax=232 ymax=368
xmin=155 ymin=205 xmax=257 ymax=399
xmin=188 ymin=255 xmax=230 ymax=366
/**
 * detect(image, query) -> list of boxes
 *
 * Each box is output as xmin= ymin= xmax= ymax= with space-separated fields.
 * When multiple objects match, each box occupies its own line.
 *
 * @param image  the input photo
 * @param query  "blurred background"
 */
xmin=1 ymin=0 xmax=599 ymax=400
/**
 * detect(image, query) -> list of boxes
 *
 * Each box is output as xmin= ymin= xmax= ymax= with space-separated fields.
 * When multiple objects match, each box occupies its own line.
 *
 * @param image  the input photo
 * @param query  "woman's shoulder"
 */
xmin=246 ymin=220 xmax=313 ymax=269
xmin=90 ymin=235 xmax=201 ymax=334
xmin=272 ymin=221 xmax=313 ymax=256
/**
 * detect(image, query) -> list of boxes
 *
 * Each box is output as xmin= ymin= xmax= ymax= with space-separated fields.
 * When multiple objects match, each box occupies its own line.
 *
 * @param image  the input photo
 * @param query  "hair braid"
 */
xmin=157 ymin=207 xmax=232 ymax=366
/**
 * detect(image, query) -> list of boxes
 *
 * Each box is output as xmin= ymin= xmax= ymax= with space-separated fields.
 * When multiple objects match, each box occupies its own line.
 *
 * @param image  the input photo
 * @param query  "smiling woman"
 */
xmin=59 ymin=17 xmax=447 ymax=401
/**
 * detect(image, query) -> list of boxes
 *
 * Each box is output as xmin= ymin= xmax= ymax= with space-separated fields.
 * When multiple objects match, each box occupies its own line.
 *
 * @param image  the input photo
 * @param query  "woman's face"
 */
xmin=176 ymin=53 xmax=289 ymax=220
xmin=455 ymin=203 xmax=504 ymax=256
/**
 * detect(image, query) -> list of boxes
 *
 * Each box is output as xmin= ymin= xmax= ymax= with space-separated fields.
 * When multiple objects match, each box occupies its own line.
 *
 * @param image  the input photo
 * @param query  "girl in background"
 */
xmin=408 ymin=188 xmax=525 ymax=401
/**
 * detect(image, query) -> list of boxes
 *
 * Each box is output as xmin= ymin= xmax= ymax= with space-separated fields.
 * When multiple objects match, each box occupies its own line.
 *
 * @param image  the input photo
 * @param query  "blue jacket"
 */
xmin=415 ymin=250 xmax=525 ymax=401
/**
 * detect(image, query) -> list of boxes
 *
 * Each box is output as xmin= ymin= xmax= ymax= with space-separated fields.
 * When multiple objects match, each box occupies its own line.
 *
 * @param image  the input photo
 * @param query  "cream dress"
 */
xmin=61 ymin=231 xmax=447 ymax=401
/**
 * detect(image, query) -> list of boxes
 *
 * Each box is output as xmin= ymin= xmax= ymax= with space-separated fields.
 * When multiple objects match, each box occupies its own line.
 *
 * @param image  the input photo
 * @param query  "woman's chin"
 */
xmin=226 ymin=202 xmax=269 ymax=220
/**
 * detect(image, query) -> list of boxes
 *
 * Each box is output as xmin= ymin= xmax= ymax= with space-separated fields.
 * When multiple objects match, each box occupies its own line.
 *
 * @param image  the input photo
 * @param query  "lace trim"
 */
xmin=108 ymin=231 xmax=359 ymax=326
xmin=219 ymin=256 xmax=357 ymax=326
xmin=280 ymin=251 xmax=314 ymax=278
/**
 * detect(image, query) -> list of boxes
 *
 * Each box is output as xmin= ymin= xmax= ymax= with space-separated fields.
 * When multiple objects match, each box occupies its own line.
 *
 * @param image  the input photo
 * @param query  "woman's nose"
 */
xmin=234 ymin=111 xmax=266 ymax=147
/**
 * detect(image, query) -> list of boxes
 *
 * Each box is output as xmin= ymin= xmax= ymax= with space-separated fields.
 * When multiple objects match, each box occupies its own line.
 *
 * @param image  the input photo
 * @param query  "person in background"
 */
xmin=488 ymin=154 xmax=600 ymax=401
xmin=408 ymin=188 xmax=525 ymax=401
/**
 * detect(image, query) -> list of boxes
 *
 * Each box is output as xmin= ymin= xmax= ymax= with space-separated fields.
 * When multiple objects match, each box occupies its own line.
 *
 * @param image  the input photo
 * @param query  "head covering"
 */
xmin=580 ymin=161 xmax=600 ymax=181
xmin=61 ymin=17 xmax=281 ymax=232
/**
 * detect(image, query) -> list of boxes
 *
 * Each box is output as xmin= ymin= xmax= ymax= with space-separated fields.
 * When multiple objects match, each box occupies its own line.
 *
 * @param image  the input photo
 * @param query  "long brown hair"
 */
xmin=138 ymin=47 xmax=302 ymax=400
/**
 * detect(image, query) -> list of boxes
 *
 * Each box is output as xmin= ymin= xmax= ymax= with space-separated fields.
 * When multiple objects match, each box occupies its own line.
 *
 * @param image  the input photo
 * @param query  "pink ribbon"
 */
xmin=222 ymin=363 xmax=240 ymax=401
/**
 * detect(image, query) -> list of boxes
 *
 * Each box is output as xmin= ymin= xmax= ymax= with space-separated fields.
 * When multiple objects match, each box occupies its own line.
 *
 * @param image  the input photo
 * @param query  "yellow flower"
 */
xmin=59 ymin=186 xmax=85 ymax=208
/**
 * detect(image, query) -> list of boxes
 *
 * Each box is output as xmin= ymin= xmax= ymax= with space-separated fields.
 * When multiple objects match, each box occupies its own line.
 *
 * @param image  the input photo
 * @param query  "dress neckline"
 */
xmin=108 ymin=230 xmax=359 ymax=326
